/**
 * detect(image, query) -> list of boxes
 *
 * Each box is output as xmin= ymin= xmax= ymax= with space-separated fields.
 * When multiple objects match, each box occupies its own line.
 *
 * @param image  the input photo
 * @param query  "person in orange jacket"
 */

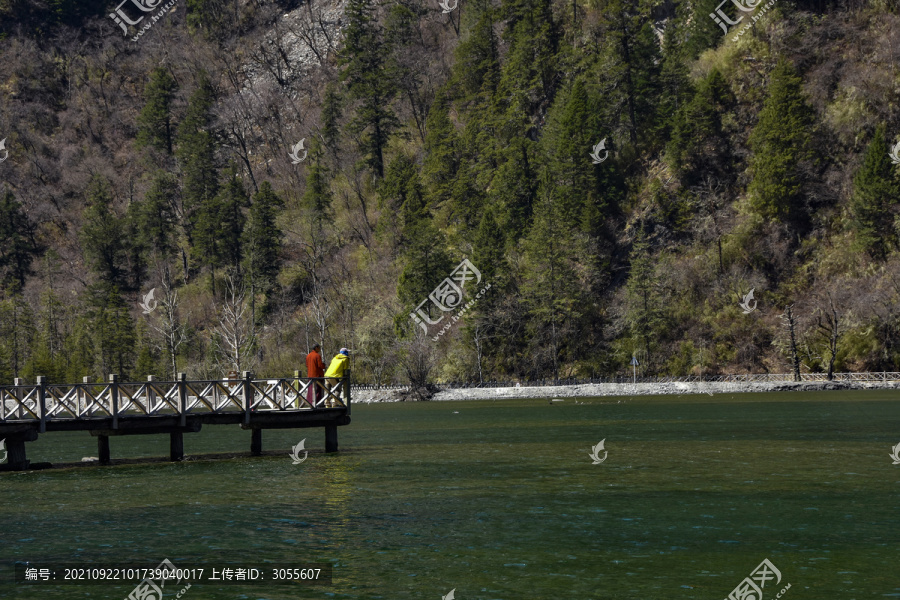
xmin=305 ymin=344 xmax=326 ymax=407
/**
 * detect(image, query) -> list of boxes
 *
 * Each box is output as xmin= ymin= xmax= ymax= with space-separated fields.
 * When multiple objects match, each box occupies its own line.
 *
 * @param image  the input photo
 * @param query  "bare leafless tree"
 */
xmin=398 ymin=333 xmax=439 ymax=400
xmin=813 ymin=291 xmax=847 ymax=381
xmin=148 ymin=276 xmax=189 ymax=380
xmin=213 ymin=273 xmax=257 ymax=374
xmin=779 ymin=305 xmax=802 ymax=381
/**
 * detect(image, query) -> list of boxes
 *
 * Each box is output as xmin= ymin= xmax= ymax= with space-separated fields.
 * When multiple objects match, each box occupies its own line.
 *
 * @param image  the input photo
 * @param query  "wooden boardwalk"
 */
xmin=0 ymin=372 xmax=351 ymax=471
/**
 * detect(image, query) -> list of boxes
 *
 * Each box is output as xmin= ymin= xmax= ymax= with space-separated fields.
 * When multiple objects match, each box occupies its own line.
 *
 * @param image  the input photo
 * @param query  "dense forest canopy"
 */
xmin=0 ymin=0 xmax=899 ymax=385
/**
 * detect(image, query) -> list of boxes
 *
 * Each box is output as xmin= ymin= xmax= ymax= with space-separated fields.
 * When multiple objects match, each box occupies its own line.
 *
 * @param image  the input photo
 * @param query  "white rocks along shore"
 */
xmin=352 ymin=380 xmax=900 ymax=403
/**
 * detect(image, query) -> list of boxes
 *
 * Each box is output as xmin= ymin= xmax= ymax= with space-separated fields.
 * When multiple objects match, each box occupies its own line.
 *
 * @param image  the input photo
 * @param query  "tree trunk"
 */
xmin=784 ymin=305 xmax=801 ymax=381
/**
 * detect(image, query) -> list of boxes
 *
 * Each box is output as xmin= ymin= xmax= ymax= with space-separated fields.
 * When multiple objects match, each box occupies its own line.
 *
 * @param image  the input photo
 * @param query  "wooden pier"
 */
xmin=0 ymin=372 xmax=351 ymax=471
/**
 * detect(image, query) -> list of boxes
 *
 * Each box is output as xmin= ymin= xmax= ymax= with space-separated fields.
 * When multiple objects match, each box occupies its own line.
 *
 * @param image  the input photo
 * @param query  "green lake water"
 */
xmin=1 ymin=390 xmax=899 ymax=599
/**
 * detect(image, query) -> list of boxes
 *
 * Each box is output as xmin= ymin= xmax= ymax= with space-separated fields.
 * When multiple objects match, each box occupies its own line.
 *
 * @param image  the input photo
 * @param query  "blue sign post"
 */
xmin=630 ymin=356 xmax=639 ymax=384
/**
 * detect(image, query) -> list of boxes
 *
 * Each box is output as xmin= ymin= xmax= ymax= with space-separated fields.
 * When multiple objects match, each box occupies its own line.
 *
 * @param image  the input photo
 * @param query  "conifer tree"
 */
xmin=376 ymin=155 xmax=430 ymax=247
xmin=177 ymin=72 xmax=219 ymax=259
xmin=136 ymin=67 xmax=178 ymax=155
xmin=596 ymin=0 xmax=662 ymax=144
xmin=397 ymin=217 xmax=453 ymax=325
xmin=472 ymin=206 xmax=504 ymax=284
xmin=320 ymin=83 xmax=343 ymax=159
xmin=683 ymin=0 xmax=729 ymax=59
xmin=0 ymin=188 xmax=41 ymax=292
xmin=83 ymin=283 xmax=136 ymax=379
xmin=421 ymin=93 xmax=459 ymax=207
xmin=850 ymin=125 xmax=900 ymax=258
xmin=21 ymin=288 xmax=65 ymax=382
xmin=80 ymin=176 xmax=129 ymax=290
xmin=667 ymin=69 xmax=734 ymax=186
xmin=452 ymin=7 xmax=500 ymax=102
xmin=490 ymin=138 xmax=538 ymax=245
xmin=242 ymin=181 xmax=284 ymax=310
xmin=193 ymin=167 xmax=247 ymax=276
xmin=134 ymin=171 xmax=179 ymax=261
xmin=624 ymin=230 xmax=667 ymax=372
xmin=302 ymin=143 xmax=334 ymax=221
xmin=520 ymin=186 xmax=582 ymax=379
xmin=541 ymin=79 xmax=602 ymax=224
xmin=497 ymin=0 xmax=558 ymax=118
xmin=339 ymin=0 xmax=399 ymax=178
xmin=0 ymin=294 xmax=35 ymax=381
xmin=747 ymin=60 xmax=815 ymax=222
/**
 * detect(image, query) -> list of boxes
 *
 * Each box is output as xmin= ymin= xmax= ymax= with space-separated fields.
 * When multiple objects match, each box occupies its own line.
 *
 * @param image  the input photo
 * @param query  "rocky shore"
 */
xmin=351 ymin=380 xmax=900 ymax=403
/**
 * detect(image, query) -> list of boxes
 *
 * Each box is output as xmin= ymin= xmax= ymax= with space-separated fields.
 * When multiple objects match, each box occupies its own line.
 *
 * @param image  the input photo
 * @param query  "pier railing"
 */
xmin=0 ymin=372 xmax=350 ymax=430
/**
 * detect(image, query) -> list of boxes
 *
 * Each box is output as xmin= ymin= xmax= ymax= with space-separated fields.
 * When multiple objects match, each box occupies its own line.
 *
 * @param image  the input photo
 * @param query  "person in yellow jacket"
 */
xmin=323 ymin=348 xmax=350 ymax=407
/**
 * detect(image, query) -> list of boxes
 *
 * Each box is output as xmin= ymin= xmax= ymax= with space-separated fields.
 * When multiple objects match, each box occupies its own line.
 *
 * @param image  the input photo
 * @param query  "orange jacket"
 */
xmin=306 ymin=350 xmax=326 ymax=378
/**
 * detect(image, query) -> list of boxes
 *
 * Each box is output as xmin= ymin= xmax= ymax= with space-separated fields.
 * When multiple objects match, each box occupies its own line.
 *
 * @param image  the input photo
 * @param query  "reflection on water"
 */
xmin=1 ymin=392 xmax=898 ymax=599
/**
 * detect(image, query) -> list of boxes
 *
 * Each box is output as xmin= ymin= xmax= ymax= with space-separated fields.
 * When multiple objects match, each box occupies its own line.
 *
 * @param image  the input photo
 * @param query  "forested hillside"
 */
xmin=0 ymin=0 xmax=898 ymax=385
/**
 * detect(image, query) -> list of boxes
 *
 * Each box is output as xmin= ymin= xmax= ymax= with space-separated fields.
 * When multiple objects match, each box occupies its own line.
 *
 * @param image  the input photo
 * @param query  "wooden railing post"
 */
xmin=80 ymin=376 xmax=91 ymax=417
xmin=146 ymin=375 xmax=156 ymax=414
xmin=13 ymin=378 xmax=22 ymax=420
xmin=177 ymin=373 xmax=187 ymax=427
xmin=242 ymin=371 xmax=253 ymax=425
xmin=344 ymin=370 xmax=351 ymax=415
xmin=109 ymin=374 xmax=119 ymax=429
xmin=293 ymin=370 xmax=301 ymax=409
xmin=37 ymin=376 xmax=47 ymax=433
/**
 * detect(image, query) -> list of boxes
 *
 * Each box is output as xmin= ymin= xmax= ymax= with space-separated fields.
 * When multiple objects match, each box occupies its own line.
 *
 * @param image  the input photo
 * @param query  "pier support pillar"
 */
xmin=0 ymin=435 xmax=33 ymax=471
xmin=325 ymin=424 xmax=338 ymax=453
xmin=170 ymin=431 xmax=184 ymax=462
xmin=250 ymin=428 xmax=262 ymax=455
xmin=98 ymin=435 xmax=110 ymax=465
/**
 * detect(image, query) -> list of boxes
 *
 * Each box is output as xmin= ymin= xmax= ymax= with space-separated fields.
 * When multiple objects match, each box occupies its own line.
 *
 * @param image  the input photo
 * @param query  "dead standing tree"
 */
xmin=813 ymin=292 xmax=845 ymax=381
xmin=148 ymin=278 xmax=189 ymax=380
xmin=213 ymin=274 xmax=257 ymax=374
xmin=398 ymin=333 xmax=439 ymax=400
xmin=779 ymin=305 xmax=802 ymax=381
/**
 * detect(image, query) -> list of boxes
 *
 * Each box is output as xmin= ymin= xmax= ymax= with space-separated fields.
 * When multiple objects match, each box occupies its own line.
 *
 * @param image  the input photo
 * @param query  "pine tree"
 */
xmin=320 ymin=82 xmax=343 ymax=159
xmin=136 ymin=67 xmax=178 ymax=155
xmin=667 ymin=69 xmax=734 ymax=186
xmin=489 ymin=138 xmax=538 ymax=245
xmin=497 ymin=0 xmax=559 ymax=122
xmin=24 ymin=288 xmax=68 ymax=382
xmin=747 ymin=60 xmax=815 ymax=222
xmin=452 ymin=7 xmax=500 ymax=102
xmin=472 ymin=206 xmax=504 ymax=283
xmin=339 ymin=0 xmax=399 ymax=178
xmin=421 ymin=92 xmax=459 ymax=207
xmin=80 ymin=176 xmax=129 ymax=289
xmin=541 ymin=79 xmax=602 ymax=223
xmin=193 ymin=167 xmax=247 ymax=275
xmin=0 ymin=294 xmax=35 ymax=381
xmin=0 ymin=188 xmax=42 ymax=292
xmin=683 ymin=0 xmax=730 ymax=59
xmin=177 ymin=72 xmax=219 ymax=258
xmin=397 ymin=218 xmax=453 ymax=329
xmin=83 ymin=284 xmax=136 ymax=379
xmin=133 ymin=171 xmax=179 ymax=260
xmin=624 ymin=230 xmax=667 ymax=373
xmin=242 ymin=181 xmax=284 ymax=306
xmin=595 ymin=0 xmax=662 ymax=145
xmin=850 ymin=125 xmax=900 ymax=258
xmin=302 ymin=143 xmax=334 ymax=220
xmin=520 ymin=185 xmax=583 ymax=379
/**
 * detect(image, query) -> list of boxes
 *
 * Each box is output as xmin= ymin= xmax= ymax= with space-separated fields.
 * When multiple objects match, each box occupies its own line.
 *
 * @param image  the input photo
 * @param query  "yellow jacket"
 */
xmin=324 ymin=353 xmax=349 ymax=378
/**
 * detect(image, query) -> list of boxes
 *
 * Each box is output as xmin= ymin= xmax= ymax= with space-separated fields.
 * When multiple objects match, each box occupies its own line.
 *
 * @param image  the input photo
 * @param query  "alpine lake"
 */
xmin=1 ymin=389 xmax=898 ymax=600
